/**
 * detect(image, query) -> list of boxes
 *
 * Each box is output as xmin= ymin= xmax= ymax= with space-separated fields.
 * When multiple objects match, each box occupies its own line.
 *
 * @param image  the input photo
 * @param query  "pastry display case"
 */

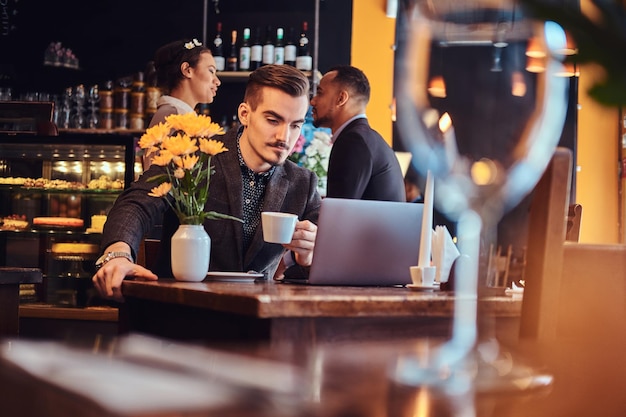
xmin=0 ymin=133 xmax=136 ymax=306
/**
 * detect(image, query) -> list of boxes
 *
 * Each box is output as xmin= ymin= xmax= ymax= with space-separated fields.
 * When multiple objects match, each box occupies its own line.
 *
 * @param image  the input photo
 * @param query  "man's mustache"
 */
xmin=269 ymin=141 xmax=289 ymax=149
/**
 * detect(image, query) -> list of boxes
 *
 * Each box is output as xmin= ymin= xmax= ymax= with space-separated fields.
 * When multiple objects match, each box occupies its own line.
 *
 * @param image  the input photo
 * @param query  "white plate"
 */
xmin=205 ymin=271 xmax=264 ymax=282
xmin=406 ymin=283 xmax=439 ymax=292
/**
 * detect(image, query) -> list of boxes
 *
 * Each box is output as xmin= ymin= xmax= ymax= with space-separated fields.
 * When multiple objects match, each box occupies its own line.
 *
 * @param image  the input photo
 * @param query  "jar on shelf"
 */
xmin=114 ymin=87 xmax=130 ymax=110
xmin=100 ymin=80 xmax=114 ymax=111
xmin=130 ymin=113 xmax=144 ymax=130
xmin=114 ymin=109 xmax=129 ymax=129
xmin=99 ymin=109 xmax=114 ymax=129
xmin=130 ymin=91 xmax=145 ymax=115
xmin=146 ymin=87 xmax=161 ymax=112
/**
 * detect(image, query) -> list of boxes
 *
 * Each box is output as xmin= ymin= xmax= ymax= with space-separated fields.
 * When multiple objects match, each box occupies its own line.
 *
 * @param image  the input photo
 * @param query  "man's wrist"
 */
xmin=95 ymin=251 xmax=134 ymax=269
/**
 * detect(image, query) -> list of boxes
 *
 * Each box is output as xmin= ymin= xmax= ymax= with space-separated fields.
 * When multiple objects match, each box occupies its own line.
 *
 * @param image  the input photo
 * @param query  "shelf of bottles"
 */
xmin=211 ymin=21 xmax=314 ymax=74
xmin=49 ymin=69 xmax=158 ymax=135
xmin=215 ymin=70 xmax=320 ymax=83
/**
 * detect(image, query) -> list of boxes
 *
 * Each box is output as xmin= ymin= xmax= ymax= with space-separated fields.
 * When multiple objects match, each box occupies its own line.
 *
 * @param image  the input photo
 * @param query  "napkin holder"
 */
xmin=431 ymin=225 xmax=460 ymax=283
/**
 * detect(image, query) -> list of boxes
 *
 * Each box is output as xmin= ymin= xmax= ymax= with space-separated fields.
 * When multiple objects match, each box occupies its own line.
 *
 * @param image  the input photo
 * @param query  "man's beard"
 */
xmin=312 ymin=115 xmax=329 ymax=129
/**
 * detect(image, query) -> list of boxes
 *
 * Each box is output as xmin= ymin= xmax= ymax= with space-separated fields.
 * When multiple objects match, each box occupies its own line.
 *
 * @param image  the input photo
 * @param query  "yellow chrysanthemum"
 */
xmin=161 ymin=133 xmax=198 ymax=157
xmin=174 ymin=168 xmax=185 ymax=179
xmin=148 ymin=182 xmax=172 ymax=198
xmin=199 ymin=138 xmax=228 ymax=156
xmin=138 ymin=123 xmax=170 ymax=150
xmin=175 ymin=154 xmax=199 ymax=170
xmin=151 ymin=149 xmax=174 ymax=166
xmin=195 ymin=119 xmax=224 ymax=138
xmin=141 ymin=112 xmax=240 ymax=225
xmin=164 ymin=113 xmax=197 ymax=131
xmin=165 ymin=113 xmax=224 ymax=138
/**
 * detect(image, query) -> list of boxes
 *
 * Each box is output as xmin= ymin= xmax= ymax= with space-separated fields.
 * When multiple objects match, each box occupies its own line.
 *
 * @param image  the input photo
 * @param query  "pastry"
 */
xmin=33 ymin=217 xmax=84 ymax=228
xmin=0 ymin=215 xmax=29 ymax=230
xmin=51 ymin=242 xmax=99 ymax=255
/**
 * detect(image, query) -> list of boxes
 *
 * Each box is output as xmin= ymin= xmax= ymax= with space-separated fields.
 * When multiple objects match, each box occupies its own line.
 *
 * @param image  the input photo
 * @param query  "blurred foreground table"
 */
xmin=1 ymin=333 xmax=624 ymax=417
xmin=120 ymin=279 xmax=521 ymax=348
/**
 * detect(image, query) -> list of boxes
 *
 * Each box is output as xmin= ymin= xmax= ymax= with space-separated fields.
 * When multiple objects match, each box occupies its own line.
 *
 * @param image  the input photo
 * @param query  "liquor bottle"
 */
xmin=212 ymin=22 xmax=225 ymax=71
xmin=239 ymin=27 xmax=251 ymax=71
xmin=284 ymin=27 xmax=297 ymax=67
xmin=262 ymin=25 xmax=275 ymax=66
xmin=250 ymin=27 xmax=263 ymax=70
xmin=227 ymin=30 xmax=238 ymax=71
xmin=296 ymin=21 xmax=312 ymax=71
xmin=274 ymin=27 xmax=285 ymax=65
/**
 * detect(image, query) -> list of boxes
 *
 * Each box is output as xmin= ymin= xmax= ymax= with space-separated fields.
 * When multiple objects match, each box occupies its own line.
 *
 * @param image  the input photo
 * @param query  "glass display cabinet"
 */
xmin=0 ymin=133 xmax=136 ymax=307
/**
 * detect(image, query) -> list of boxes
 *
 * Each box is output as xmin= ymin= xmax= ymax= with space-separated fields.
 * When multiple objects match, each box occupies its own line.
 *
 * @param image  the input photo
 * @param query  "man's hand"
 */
xmin=283 ymin=220 xmax=317 ymax=267
xmin=92 ymin=243 xmax=158 ymax=301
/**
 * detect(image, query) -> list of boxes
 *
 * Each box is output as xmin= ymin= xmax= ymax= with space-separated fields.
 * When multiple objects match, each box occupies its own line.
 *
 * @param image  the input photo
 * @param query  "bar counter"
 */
xmin=120 ymin=279 xmax=522 ymax=347
xmin=0 ymin=267 xmax=43 ymax=337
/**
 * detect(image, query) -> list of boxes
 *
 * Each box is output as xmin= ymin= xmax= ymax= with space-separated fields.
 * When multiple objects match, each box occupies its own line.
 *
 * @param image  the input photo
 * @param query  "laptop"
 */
xmin=284 ymin=198 xmax=423 ymax=286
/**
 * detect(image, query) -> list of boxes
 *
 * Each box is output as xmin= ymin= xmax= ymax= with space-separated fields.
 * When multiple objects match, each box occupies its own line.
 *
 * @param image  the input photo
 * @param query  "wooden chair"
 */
xmin=520 ymin=148 xmax=625 ymax=342
xmin=565 ymin=203 xmax=582 ymax=242
xmin=137 ymin=238 xmax=161 ymax=271
xmin=519 ymin=147 xmax=573 ymax=341
xmin=517 ymin=148 xmax=626 ymax=415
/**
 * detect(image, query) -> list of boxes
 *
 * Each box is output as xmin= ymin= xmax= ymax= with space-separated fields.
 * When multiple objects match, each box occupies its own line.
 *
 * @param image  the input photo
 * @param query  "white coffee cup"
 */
xmin=261 ymin=212 xmax=298 ymax=244
xmin=410 ymin=265 xmax=436 ymax=287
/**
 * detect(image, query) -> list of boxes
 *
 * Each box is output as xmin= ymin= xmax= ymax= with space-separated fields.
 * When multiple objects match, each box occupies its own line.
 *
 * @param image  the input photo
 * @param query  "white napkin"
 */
xmin=431 ymin=225 xmax=460 ymax=283
xmin=505 ymin=281 xmax=524 ymax=298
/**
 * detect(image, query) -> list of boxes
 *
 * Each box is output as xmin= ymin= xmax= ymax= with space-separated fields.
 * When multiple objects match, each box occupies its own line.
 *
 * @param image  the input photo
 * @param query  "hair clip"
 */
xmin=184 ymin=38 xmax=203 ymax=50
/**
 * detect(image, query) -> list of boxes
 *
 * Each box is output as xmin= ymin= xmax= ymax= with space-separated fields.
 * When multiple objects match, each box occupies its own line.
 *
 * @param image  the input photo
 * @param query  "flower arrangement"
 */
xmin=289 ymin=129 xmax=332 ymax=196
xmin=138 ymin=112 xmax=243 ymax=225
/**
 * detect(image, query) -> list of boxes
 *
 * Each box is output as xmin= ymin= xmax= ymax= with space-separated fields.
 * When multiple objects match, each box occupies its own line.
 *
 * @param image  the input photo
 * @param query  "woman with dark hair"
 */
xmin=143 ymin=38 xmax=221 ymax=168
xmin=149 ymin=38 xmax=221 ymax=125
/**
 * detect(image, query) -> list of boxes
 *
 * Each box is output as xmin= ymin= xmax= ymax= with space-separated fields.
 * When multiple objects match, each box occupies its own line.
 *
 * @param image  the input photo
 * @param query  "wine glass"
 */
xmin=392 ymin=0 xmax=569 ymax=412
xmin=88 ymin=84 xmax=100 ymax=129
xmin=71 ymin=84 xmax=86 ymax=129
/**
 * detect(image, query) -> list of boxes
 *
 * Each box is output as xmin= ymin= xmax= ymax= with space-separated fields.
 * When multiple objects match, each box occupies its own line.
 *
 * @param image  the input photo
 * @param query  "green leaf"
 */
xmin=145 ymin=173 xmax=169 ymax=184
xmin=204 ymin=211 xmax=244 ymax=223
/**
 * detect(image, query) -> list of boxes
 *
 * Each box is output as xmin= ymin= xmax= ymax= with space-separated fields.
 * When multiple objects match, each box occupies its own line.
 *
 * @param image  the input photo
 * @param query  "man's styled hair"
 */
xmin=245 ymin=64 xmax=310 ymax=110
xmin=328 ymin=65 xmax=371 ymax=103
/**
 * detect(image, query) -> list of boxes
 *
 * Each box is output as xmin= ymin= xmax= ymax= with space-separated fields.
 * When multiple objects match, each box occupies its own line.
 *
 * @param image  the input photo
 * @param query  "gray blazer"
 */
xmin=101 ymin=128 xmax=322 ymax=278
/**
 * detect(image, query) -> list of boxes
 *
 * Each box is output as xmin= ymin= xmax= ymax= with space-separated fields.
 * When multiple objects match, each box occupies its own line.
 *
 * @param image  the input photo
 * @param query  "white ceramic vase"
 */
xmin=171 ymin=224 xmax=210 ymax=282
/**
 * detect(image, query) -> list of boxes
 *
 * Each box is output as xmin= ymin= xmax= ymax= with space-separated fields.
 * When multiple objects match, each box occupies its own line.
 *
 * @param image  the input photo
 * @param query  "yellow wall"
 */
xmin=576 ymin=66 xmax=620 ymax=243
xmin=351 ymin=0 xmax=621 ymax=244
xmin=575 ymin=0 xmax=620 ymax=243
xmin=351 ymin=1 xmax=396 ymax=145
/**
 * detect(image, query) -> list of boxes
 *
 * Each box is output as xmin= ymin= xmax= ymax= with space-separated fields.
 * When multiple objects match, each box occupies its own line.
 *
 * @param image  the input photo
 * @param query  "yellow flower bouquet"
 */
xmin=138 ymin=112 xmax=243 ymax=225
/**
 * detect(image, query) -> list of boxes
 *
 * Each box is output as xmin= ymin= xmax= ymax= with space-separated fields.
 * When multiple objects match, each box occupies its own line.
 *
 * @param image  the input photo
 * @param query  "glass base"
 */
xmin=391 ymin=339 xmax=553 ymax=417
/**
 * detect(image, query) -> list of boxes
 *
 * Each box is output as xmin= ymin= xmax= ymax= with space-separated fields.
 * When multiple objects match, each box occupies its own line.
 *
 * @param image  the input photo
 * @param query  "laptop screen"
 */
xmin=305 ymin=198 xmax=423 ymax=286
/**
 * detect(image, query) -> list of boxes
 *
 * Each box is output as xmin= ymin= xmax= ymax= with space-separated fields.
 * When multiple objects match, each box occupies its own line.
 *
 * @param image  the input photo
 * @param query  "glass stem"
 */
xmin=439 ymin=209 xmax=480 ymax=365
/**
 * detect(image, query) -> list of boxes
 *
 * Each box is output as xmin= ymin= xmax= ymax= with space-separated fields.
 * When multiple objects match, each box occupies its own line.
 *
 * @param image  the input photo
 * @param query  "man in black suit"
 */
xmin=92 ymin=65 xmax=321 ymax=300
xmin=311 ymin=65 xmax=405 ymax=201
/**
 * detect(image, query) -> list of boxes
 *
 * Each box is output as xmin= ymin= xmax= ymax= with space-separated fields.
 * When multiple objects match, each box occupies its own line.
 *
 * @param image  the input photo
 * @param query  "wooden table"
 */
xmin=0 ymin=267 xmax=42 ymax=337
xmin=120 ymin=279 xmax=522 ymax=348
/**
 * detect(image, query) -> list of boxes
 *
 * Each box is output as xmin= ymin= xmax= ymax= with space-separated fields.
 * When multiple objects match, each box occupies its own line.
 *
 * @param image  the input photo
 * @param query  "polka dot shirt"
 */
xmin=236 ymin=133 xmax=275 ymax=251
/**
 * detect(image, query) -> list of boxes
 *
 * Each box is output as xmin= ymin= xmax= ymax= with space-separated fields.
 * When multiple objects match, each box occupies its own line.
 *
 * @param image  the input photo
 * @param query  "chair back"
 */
xmin=519 ymin=147 xmax=572 ymax=341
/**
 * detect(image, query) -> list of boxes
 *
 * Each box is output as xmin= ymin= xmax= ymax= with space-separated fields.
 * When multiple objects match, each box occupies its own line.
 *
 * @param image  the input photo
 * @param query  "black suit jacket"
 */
xmin=101 ymin=128 xmax=322 ymax=278
xmin=326 ymin=118 xmax=405 ymax=201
